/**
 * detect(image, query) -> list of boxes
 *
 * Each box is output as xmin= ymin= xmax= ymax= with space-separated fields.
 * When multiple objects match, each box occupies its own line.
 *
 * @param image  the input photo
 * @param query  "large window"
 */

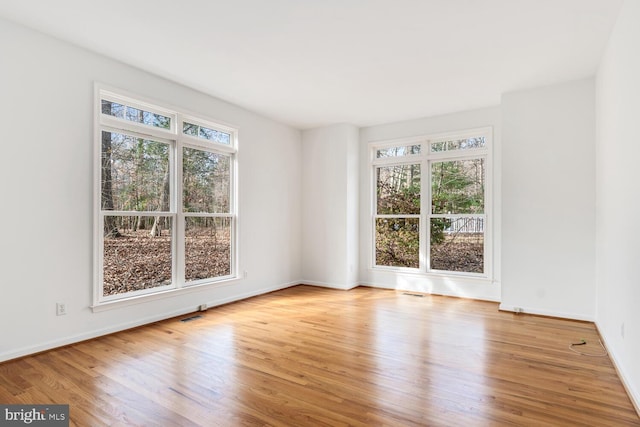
xmin=95 ymin=87 xmax=237 ymax=305
xmin=372 ymin=129 xmax=490 ymax=276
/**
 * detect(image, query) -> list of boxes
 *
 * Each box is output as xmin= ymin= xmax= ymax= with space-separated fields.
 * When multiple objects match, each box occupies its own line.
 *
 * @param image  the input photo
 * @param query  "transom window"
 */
xmin=371 ymin=128 xmax=491 ymax=276
xmin=95 ymin=87 xmax=237 ymax=305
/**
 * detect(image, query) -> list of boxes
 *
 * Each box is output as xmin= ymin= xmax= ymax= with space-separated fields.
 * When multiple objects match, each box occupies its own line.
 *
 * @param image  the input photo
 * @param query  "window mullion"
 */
xmin=100 ymin=115 xmax=175 ymax=140
xmin=372 ymin=155 xmax=421 ymax=167
xmin=99 ymin=124 xmax=175 ymax=145
xmin=423 ymin=157 xmax=430 ymax=271
xmin=175 ymin=140 xmax=184 ymax=289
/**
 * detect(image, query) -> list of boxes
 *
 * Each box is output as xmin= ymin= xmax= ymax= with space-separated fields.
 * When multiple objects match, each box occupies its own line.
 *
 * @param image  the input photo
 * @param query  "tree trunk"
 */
xmin=150 ymin=163 xmax=171 ymax=237
xmin=101 ymin=129 xmax=121 ymax=238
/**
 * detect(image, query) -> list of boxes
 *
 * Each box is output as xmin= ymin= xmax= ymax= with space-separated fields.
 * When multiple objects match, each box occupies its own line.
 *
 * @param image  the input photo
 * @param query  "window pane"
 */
xmin=183 ymin=122 xmax=199 ymax=137
xmin=101 ymin=100 xmax=124 ymax=118
xmin=185 ymin=217 xmax=231 ymax=282
xmin=430 ymin=141 xmax=445 ymax=152
xmin=431 ymin=159 xmax=484 ymax=214
xmin=200 ymin=126 xmax=231 ymax=144
xmin=430 ymin=137 xmax=485 ymax=152
xmin=376 ymin=145 xmax=421 ymax=158
xmin=103 ymin=216 xmax=173 ymax=296
xmin=101 ymin=99 xmax=171 ymax=129
xmin=101 ymin=132 xmax=170 ymax=212
xmin=376 ymin=164 xmax=420 ymax=214
xmin=183 ymin=148 xmax=230 ymax=213
xmin=183 ymin=121 xmax=231 ymax=145
xmin=430 ymin=217 xmax=483 ymax=273
xmin=375 ymin=218 xmax=419 ymax=268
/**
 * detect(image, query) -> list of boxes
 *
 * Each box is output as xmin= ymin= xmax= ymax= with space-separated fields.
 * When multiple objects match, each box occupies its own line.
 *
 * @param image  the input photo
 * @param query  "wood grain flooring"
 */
xmin=1 ymin=285 xmax=638 ymax=426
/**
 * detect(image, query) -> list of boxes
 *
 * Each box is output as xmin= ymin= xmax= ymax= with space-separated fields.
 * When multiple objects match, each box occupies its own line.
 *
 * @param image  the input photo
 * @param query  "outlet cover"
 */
xmin=56 ymin=303 xmax=67 ymax=316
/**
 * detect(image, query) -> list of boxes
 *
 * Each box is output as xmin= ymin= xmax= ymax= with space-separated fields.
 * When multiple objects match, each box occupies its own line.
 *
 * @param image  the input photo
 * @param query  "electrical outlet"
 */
xmin=199 ymin=304 xmax=208 ymax=312
xmin=243 ymin=271 xmax=248 ymax=278
xmin=514 ymin=307 xmax=524 ymax=314
xmin=56 ymin=303 xmax=67 ymax=316
xmin=621 ymin=323 xmax=625 ymax=339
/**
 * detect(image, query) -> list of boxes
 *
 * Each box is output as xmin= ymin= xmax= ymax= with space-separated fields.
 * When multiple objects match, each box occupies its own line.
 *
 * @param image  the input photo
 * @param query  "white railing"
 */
xmin=445 ymin=217 xmax=484 ymax=234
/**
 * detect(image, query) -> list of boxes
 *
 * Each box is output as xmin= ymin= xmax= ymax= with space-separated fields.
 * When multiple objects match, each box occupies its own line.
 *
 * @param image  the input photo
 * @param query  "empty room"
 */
xmin=1 ymin=0 xmax=639 ymax=425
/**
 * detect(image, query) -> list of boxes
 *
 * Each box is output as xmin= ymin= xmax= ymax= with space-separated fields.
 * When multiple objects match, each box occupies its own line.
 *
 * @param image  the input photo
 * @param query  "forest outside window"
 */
xmin=372 ymin=129 xmax=491 ymax=277
xmin=95 ymin=87 xmax=237 ymax=305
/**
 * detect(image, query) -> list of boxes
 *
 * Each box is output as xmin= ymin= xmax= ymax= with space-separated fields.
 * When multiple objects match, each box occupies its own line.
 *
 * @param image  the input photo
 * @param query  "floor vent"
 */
xmin=403 ymin=292 xmax=425 ymax=298
xmin=180 ymin=314 xmax=203 ymax=322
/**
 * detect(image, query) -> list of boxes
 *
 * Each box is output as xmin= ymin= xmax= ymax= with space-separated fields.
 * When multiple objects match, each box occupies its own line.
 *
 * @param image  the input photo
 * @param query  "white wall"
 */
xmin=0 ymin=18 xmax=302 ymax=362
xmin=301 ymin=124 xmax=359 ymax=289
xmin=358 ymin=107 xmax=502 ymax=301
xmin=501 ymin=79 xmax=596 ymax=320
xmin=595 ymin=0 xmax=640 ymax=410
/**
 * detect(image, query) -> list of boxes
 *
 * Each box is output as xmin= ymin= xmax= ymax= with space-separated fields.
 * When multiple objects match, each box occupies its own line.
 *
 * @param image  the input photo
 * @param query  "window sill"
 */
xmin=371 ymin=266 xmax=491 ymax=280
xmin=91 ymin=276 xmax=240 ymax=313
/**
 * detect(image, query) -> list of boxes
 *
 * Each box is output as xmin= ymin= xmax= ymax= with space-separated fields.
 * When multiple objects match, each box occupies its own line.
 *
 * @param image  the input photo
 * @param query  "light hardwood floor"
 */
xmin=1 ymin=285 xmax=638 ymax=426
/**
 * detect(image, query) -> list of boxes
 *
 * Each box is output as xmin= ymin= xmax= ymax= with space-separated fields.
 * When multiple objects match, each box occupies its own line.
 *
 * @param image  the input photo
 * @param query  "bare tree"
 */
xmin=150 ymin=164 xmax=170 ymax=237
xmin=101 ymin=129 xmax=120 ymax=238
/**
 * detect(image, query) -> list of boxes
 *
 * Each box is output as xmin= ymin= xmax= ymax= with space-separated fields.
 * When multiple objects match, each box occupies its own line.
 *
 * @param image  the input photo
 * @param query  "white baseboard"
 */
xmin=202 ymin=280 xmax=299 ymax=309
xmin=363 ymin=280 xmax=501 ymax=302
xmin=0 ymin=308 xmax=195 ymax=363
xmin=596 ymin=323 xmax=640 ymax=416
xmin=0 ymin=281 xmax=299 ymax=363
xmin=300 ymin=280 xmax=359 ymax=290
xmin=498 ymin=303 xmax=594 ymax=322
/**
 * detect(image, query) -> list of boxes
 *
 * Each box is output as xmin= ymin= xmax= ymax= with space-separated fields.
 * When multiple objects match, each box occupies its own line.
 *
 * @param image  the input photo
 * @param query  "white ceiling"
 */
xmin=0 ymin=0 xmax=623 ymax=129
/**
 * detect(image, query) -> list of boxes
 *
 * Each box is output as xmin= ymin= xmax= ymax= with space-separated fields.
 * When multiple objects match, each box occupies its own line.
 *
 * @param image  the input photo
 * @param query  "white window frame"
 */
xmin=93 ymin=84 xmax=238 ymax=309
xmin=370 ymin=127 xmax=492 ymax=279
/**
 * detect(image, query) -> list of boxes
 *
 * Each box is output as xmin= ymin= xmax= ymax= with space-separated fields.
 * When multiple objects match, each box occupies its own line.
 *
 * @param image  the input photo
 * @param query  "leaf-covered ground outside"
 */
xmin=103 ymin=229 xmax=230 ymax=296
xmin=431 ymin=237 xmax=483 ymax=273
xmin=376 ymin=233 xmax=484 ymax=273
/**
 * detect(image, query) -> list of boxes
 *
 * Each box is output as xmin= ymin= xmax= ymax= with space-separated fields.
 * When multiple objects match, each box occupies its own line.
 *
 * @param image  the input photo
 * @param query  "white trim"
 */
xmin=301 ymin=280 xmax=359 ymax=290
xmin=92 ymin=275 xmax=241 ymax=312
xmin=498 ymin=303 xmax=595 ymax=322
xmin=368 ymin=126 xmax=493 ymax=149
xmin=100 ymin=89 xmax=178 ymax=119
xmin=363 ymin=277 xmax=500 ymax=302
xmin=94 ymin=81 xmax=241 ymax=137
xmin=98 ymin=279 xmax=177 ymax=304
xmin=369 ymin=135 xmax=426 ymax=151
xmin=99 ymin=92 xmax=177 ymax=136
xmin=176 ymin=137 xmax=185 ymax=287
xmin=101 ymin=210 xmax=175 ymax=217
xmin=370 ymin=126 xmax=493 ymax=280
xmin=99 ymin=114 xmax=175 ymax=138
xmin=181 ymin=115 xmax=237 ymax=135
xmin=93 ymin=83 xmax=101 ymax=310
xmin=427 ymin=148 xmax=489 ymax=161
xmin=375 ymin=214 xmax=421 ymax=219
xmin=373 ymin=155 xmax=424 ymax=167
xmin=182 ymin=212 xmax=235 ymax=218
xmin=429 ymin=213 xmax=486 ymax=218
xmin=94 ymin=83 xmax=239 ymax=308
xmin=370 ymin=264 xmax=421 ymax=274
xmin=181 ymin=136 xmax=237 ymax=155
xmin=1 ymin=281 xmax=299 ymax=364
xmin=98 ymin=123 xmax=176 ymax=144
xmin=596 ymin=324 xmax=640 ymax=416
